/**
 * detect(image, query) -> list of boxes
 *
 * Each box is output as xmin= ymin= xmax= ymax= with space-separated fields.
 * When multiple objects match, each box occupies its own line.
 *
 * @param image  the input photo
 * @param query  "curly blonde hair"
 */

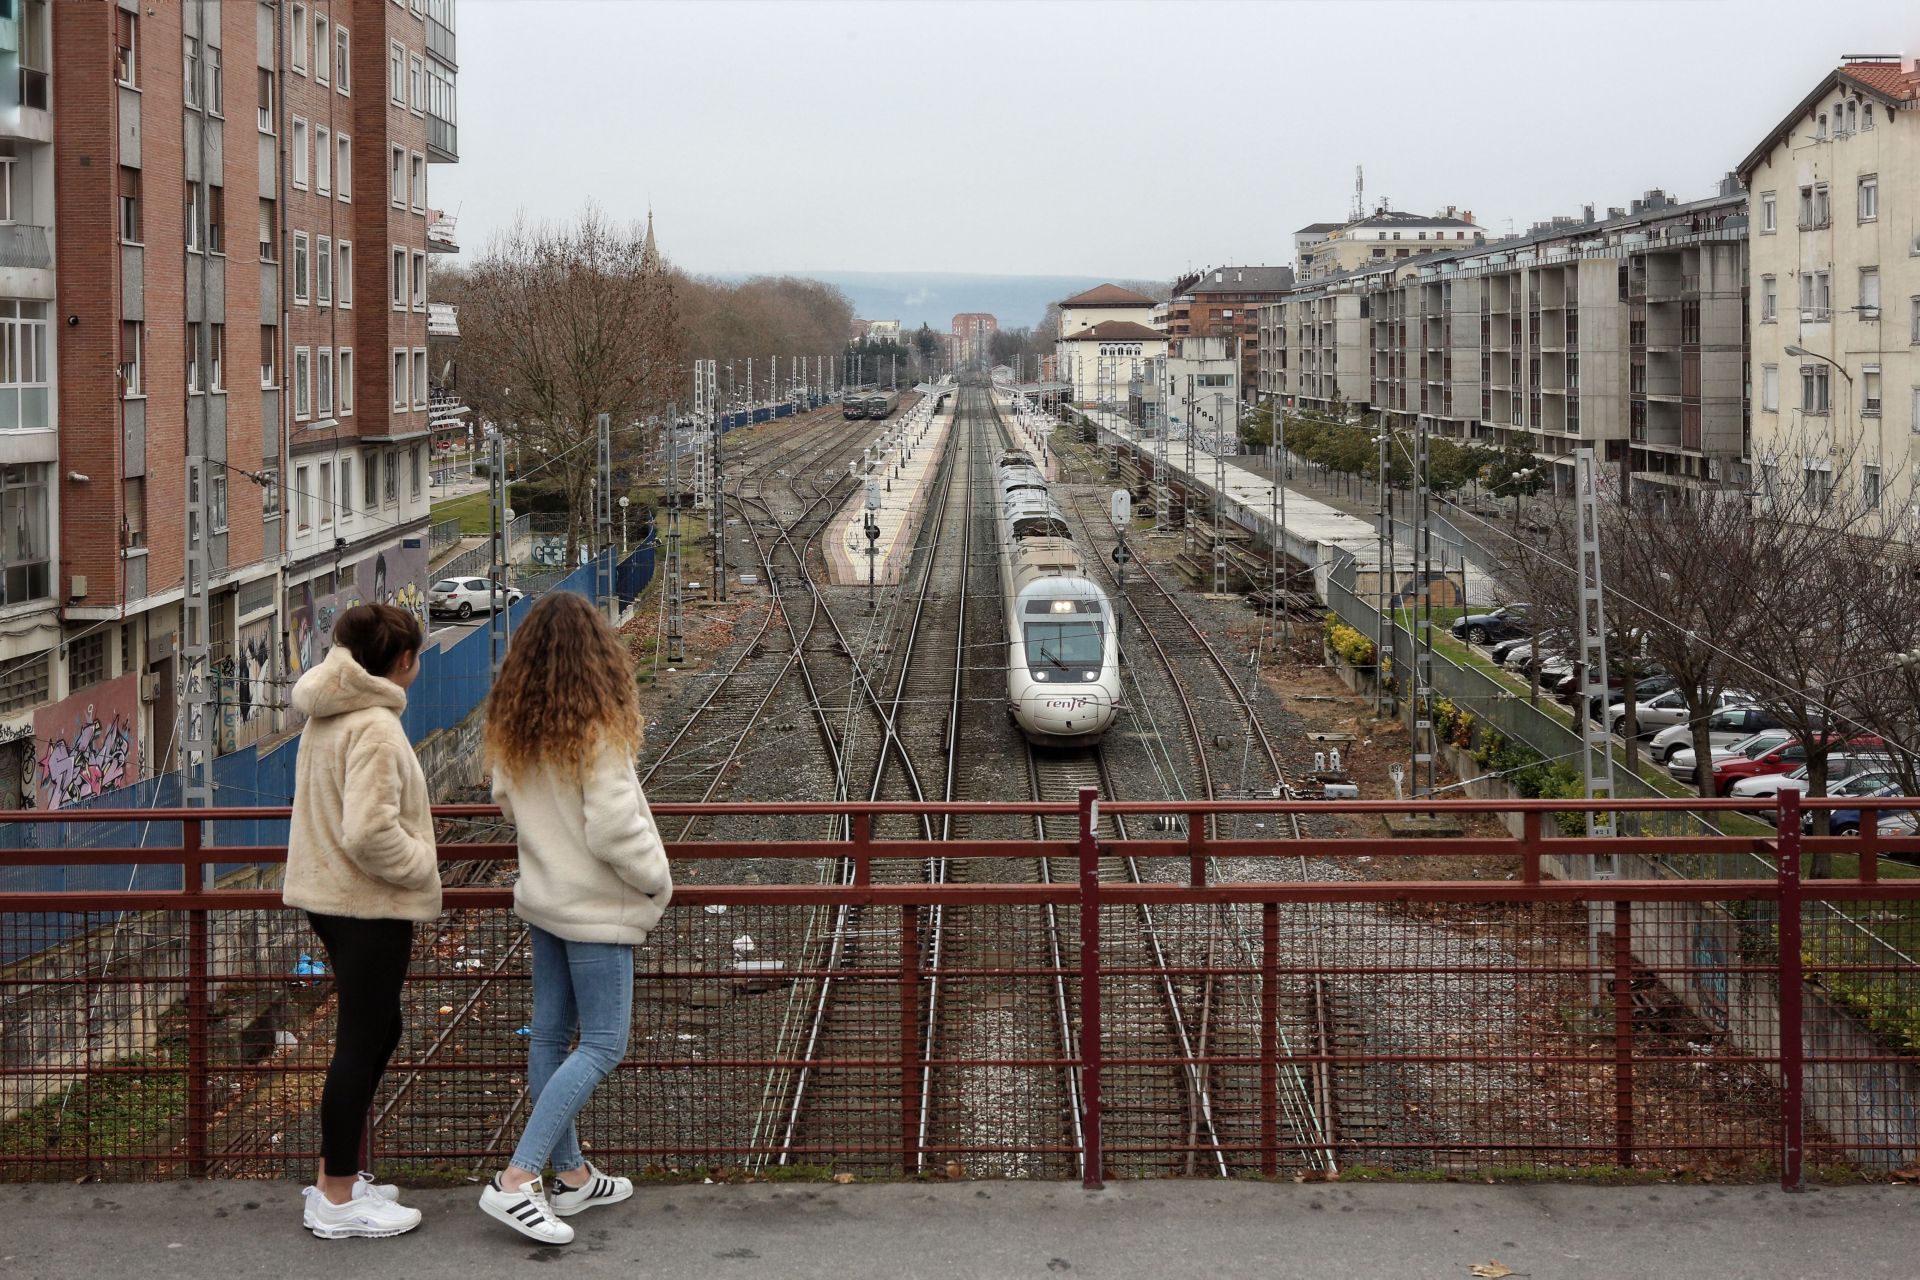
xmin=484 ymin=591 xmax=642 ymax=779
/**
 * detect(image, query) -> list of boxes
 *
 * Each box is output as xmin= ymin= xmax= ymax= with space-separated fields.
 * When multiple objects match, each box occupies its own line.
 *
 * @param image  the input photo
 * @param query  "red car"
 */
xmin=1711 ymin=734 xmax=1886 ymax=795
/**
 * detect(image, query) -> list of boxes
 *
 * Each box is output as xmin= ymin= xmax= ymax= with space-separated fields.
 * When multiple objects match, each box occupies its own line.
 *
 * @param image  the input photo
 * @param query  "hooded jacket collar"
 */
xmin=293 ymin=644 xmax=408 ymax=719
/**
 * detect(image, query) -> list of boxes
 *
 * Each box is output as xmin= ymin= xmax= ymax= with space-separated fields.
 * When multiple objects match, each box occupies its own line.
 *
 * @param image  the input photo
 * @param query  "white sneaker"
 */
xmin=478 ymin=1174 xmax=575 ymax=1245
xmin=548 ymin=1163 xmax=633 ymax=1217
xmin=302 ymin=1185 xmax=423 ymax=1239
xmin=354 ymin=1172 xmax=400 ymax=1203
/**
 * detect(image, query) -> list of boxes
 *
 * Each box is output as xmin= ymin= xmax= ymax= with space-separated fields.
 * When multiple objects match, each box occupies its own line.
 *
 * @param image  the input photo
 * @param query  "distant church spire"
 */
xmin=641 ymin=208 xmax=661 ymax=275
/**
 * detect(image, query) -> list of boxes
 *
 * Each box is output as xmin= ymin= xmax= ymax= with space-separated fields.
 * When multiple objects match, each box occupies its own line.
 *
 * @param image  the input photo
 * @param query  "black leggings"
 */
xmin=307 ymin=912 xmax=414 ymax=1177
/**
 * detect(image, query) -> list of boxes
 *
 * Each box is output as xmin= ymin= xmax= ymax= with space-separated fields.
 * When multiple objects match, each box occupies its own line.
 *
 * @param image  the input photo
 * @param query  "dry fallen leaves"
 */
xmin=832 ymin=1173 xmax=855 ymax=1185
xmin=1891 ymin=1166 xmax=1920 ymax=1183
xmin=1470 ymin=1263 xmax=1515 ymax=1279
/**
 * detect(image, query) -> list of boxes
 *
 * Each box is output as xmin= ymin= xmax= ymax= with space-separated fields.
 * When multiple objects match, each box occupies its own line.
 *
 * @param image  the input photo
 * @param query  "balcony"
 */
xmin=427 ymin=211 xmax=460 ymax=254
xmin=428 ymin=112 xmax=458 ymax=164
xmin=427 ymin=301 xmax=460 ymax=339
xmin=0 ymin=223 xmax=52 ymax=270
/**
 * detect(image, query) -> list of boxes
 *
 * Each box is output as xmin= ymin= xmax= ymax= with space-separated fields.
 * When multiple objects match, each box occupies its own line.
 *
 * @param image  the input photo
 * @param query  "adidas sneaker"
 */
xmin=478 ymin=1173 xmax=574 ymax=1245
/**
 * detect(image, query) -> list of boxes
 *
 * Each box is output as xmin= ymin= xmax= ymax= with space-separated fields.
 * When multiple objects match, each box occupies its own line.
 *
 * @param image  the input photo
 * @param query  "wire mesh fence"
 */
xmin=3 ymin=796 xmax=1919 ymax=1188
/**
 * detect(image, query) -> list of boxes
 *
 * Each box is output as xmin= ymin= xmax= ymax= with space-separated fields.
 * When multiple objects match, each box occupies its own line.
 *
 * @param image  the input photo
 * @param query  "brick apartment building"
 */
xmin=1166 ymin=265 xmax=1294 ymax=402
xmin=0 ymin=0 xmax=458 ymax=808
xmin=951 ymin=311 xmax=995 ymax=368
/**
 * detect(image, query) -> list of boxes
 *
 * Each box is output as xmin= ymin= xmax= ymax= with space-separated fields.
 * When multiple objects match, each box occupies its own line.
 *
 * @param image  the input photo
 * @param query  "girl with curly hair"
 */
xmin=475 ymin=591 xmax=671 ymax=1245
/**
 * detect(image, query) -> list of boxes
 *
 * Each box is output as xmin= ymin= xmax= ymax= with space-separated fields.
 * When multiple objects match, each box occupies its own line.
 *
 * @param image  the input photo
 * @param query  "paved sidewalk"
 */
xmin=0 ymin=1179 xmax=1910 ymax=1279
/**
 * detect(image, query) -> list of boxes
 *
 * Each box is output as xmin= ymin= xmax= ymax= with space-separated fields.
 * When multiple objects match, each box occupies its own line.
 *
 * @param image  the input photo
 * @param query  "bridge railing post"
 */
xmin=1077 ymin=786 xmax=1104 ymax=1190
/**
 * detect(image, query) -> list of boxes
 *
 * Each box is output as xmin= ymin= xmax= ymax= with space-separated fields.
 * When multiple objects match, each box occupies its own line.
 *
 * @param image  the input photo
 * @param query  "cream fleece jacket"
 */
xmin=493 ymin=740 xmax=673 ymax=945
xmin=282 ymin=646 xmax=442 ymax=922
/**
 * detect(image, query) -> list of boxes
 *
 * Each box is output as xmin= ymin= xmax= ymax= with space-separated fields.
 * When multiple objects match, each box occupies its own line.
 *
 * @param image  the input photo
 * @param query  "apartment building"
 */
xmin=1260 ymin=187 xmax=1750 ymax=493
xmin=951 ymin=311 xmax=995 ymax=369
xmin=0 ymin=0 xmax=459 ymax=811
xmin=1296 ymin=207 xmax=1485 ymax=282
xmin=1166 ymin=265 xmax=1293 ymax=402
xmin=1739 ymin=55 xmax=1920 ymax=516
xmin=1055 ymin=283 xmax=1161 ymax=406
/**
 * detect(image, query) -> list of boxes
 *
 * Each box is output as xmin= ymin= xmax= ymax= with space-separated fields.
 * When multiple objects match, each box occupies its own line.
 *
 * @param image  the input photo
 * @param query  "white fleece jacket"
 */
xmin=282 ymin=646 xmax=442 ymax=922
xmin=493 ymin=740 xmax=673 ymax=945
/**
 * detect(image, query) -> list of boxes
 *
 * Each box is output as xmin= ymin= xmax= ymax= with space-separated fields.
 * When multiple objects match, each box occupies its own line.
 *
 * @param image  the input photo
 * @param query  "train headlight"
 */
xmin=1082 ymin=670 xmax=1098 ymax=681
xmin=1031 ymin=669 xmax=1048 ymax=681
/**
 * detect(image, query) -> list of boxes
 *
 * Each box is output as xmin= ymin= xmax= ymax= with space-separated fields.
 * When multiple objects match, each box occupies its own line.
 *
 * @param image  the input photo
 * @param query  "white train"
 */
xmin=993 ymin=448 xmax=1120 ymax=744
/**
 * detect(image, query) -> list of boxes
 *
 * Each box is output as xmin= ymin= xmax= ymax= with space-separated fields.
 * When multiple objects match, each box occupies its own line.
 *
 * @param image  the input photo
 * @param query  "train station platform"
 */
xmin=826 ymin=392 xmax=954 ymax=587
xmin=5 ymin=1178 xmax=1908 ymax=1279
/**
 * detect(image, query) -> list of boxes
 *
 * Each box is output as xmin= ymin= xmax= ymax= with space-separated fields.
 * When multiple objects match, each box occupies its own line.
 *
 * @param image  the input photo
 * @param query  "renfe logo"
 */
xmin=1044 ymin=698 xmax=1089 ymax=711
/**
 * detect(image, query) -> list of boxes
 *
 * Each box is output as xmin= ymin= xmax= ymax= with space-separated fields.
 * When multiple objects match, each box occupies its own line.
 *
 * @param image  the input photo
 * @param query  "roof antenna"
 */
xmin=1351 ymin=165 xmax=1365 ymax=222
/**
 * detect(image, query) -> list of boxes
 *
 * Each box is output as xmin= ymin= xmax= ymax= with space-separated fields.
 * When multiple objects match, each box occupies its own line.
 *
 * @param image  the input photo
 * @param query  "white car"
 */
xmin=1727 ymin=756 xmax=1893 ymax=799
xmin=1649 ymin=705 xmax=1786 ymax=764
xmin=1609 ymin=688 xmax=1746 ymax=740
xmin=1666 ymin=729 xmax=1794 ymax=787
xmin=428 ymin=576 xmax=525 ymax=619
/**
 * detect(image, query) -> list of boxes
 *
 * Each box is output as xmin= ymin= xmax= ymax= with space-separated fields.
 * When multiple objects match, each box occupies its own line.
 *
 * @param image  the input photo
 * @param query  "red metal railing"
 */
xmin=3 ymin=792 xmax=1919 ymax=1189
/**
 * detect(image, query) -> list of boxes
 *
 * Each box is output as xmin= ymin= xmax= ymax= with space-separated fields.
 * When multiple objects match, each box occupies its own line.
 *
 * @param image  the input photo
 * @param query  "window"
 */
xmin=0 ymin=302 xmax=50 ymax=431
xmin=1914 ymin=386 xmax=1920 ymax=436
xmin=257 ymin=67 xmax=274 ymax=133
xmin=1804 ymin=463 xmax=1832 ymax=506
xmin=1817 ymin=112 xmax=1828 ymax=140
xmin=1864 ymin=365 xmax=1882 ymax=415
xmin=1760 ymin=275 xmax=1776 ymax=322
xmin=410 ymin=445 xmax=423 ymax=498
xmin=186 ymin=183 xmax=203 ymax=252
xmin=258 ymin=197 xmax=275 ymax=261
xmin=391 ymin=245 xmax=405 ymax=307
xmin=254 ymin=464 xmax=279 ymax=520
xmin=292 ymin=231 xmax=309 ymax=303
xmin=362 ymin=450 xmax=378 ymax=508
xmin=293 ymin=346 xmax=311 ymax=419
xmin=314 ymin=14 xmax=329 ymax=85
xmin=183 ymin=38 xmax=200 ymax=108
xmin=338 ymin=348 xmax=354 ymax=415
xmin=316 ymin=236 xmax=332 ymax=306
xmin=292 ymin=116 xmax=308 ymax=188
xmin=1913 ymin=297 xmax=1920 ymax=344
xmin=383 ymin=445 xmax=398 ymax=502
xmin=1759 ymin=191 xmax=1776 ymax=234
xmin=67 ymin=633 xmax=108 ymax=692
xmin=1860 ymin=175 xmax=1878 ymax=222
xmin=393 ymin=348 xmax=408 ymax=408
xmin=318 ymin=462 xmax=333 ymax=526
xmin=336 ymin=241 xmax=353 ymax=307
xmin=187 ymin=330 xmax=200 ymax=394
xmin=291 ymin=3 xmax=308 ymax=74
xmin=295 ymin=465 xmax=311 ymax=529
xmin=409 ymin=52 xmax=424 ymax=113
xmin=390 ymin=145 xmax=405 ymax=206
xmin=1865 ymin=102 xmax=1875 ymax=130
xmin=336 ymin=133 xmax=351 ymax=200
xmin=410 ymin=153 xmax=426 ymax=211
xmin=413 ymin=349 xmax=428 ymax=409
xmin=389 ymin=40 xmax=405 ymax=103
xmin=1860 ymin=267 xmax=1881 ymax=316
xmin=209 ymin=472 xmax=228 ymax=534
xmin=338 ymin=456 xmax=353 ymax=520
xmin=260 ymin=325 xmax=277 ymax=387
xmin=1761 ymin=363 xmax=1778 ymax=412
xmin=410 ymin=250 xmax=426 ymax=309
xmin=119 ymin=167 xmax=141 ymax=243
xmin=0 ymin=466 xmax=48 ymax=607
xmin=209 ymin=323 xmax=224 ymax=390
xmin=1801 ymin=364 xmax=1831 ymax=415
xmin=315 ymin=126 xmax=331 ymax=194
xmin=316 ymin=346 xmax=333 ymax=415
xmin=206 ymin=43 xmax=222 ymax=115
xmin=120 ymin=321 xmax=142 ymax=397
xmin=1814 ymin=183 xmax=1830 ymax=226
xmin=206 ymin=185 xmax=223 ymax=253
xmin=335 ymin=25 xmax=351 ymax=92
xmin=115 ymin=8 xmax=137 ymax=86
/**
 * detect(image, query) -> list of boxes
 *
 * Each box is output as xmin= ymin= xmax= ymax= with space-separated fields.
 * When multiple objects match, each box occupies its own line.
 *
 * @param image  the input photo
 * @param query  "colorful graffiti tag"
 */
xmin=33 ymin=674 xmax=140 ymax=810
xmin=286 ymin=544 xmax=431 ymax=676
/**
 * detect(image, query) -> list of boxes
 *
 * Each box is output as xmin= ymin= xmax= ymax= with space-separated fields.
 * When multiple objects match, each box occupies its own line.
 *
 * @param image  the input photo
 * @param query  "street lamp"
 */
xmin=618 ymin=494 xmax=630 ymax=554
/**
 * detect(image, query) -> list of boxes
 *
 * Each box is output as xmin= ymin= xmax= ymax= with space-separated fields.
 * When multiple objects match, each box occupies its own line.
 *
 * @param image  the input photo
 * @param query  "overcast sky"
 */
xmin=440 ymin=0 xmax=1915 ymax=281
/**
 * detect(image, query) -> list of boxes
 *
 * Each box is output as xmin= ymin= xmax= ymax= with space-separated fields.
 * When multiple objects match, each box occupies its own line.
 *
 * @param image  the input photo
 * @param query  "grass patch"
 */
xmin=0 ymin=1036 xmax=187 ymax=1165
xmin=431 ymin=490 xmax=496 ymax=535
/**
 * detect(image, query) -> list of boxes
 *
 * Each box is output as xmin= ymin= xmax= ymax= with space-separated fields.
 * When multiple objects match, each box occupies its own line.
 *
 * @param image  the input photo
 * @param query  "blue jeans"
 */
xmin=509 ymin=925 xmax=633 ymax=1177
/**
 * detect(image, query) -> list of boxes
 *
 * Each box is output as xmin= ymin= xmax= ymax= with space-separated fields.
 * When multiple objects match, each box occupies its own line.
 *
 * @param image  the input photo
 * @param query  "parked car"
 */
xmin=1649 ymin=705 xmax=1787 ymax=764
xmin=1806 ymin=781 xmax=1905 ymax=837
xmin=428 ymin=576 xmax=525 ymax=619
xmin=1713 ymin=735 xmax=1886 ymax=796
xmin=1588 ymin=674 xmax=1677 ymax=724
xmin=1728 ymin=755 xmax=1894 ymax=799
xmin=1666 ymin=729 xmax=1796 ymax=788
xmin=1450 ymin=604 xmax=1531 ymax=646
xmin=1610 ymin=687 xmax=1745 ymax=740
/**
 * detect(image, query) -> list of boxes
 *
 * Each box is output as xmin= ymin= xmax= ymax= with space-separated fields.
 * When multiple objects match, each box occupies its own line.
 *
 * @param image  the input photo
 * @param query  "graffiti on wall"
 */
xmin=33 ymin=674 xmax=140 ymax=810
xmin=218 ymin=620 xmax=277 ymax=752
xmin=287 ymin=545 xmax=431 ymax=677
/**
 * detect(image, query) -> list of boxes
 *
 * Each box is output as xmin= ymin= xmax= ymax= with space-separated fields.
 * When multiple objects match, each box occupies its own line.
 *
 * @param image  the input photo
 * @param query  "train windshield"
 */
xmin=1026 ymin=620 xmax=1103 ymax=670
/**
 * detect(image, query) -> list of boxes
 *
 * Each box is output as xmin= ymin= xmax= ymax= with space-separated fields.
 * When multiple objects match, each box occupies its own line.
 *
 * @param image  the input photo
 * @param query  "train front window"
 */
xmin=1027 ymin=620 xmax=1103 ymax=679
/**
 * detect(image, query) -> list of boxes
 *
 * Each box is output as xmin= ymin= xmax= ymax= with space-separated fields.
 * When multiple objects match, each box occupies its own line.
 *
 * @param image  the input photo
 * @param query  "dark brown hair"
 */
xmin=332 ymin=603 xmax=424 ymax=678
xmin=484 ymin=592 xmax=640 ymax=779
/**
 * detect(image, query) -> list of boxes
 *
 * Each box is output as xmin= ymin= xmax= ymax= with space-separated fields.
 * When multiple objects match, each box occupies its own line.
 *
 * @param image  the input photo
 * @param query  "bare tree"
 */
xmin=456 ymin=208 xmax=680 ymax=560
